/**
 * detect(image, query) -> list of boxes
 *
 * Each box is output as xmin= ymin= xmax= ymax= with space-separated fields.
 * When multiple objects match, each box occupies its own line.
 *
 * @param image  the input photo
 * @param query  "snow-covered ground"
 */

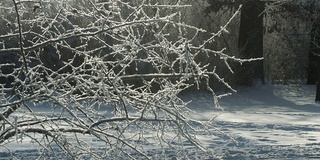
xmin=1 ymin=84 xmax=320 ymax=159
xmin=185 ymin=84 xmax=320 ymax=159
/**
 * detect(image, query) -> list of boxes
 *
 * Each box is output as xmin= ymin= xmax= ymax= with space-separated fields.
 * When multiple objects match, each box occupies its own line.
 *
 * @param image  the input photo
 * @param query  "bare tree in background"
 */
xmin=0 ymin=0 xmax=259 ymax=159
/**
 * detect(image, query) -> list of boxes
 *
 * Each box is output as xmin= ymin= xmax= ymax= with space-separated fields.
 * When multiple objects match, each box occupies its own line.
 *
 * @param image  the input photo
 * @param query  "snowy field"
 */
xmin=185 ymin=84 xmax=320 ymax=159
xmin=1 ymin=84 xmax=320 ymax=159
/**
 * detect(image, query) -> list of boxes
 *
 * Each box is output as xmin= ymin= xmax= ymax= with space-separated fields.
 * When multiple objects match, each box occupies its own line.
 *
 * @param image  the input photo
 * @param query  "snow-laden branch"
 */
xmin=0 ymin=0 xmax=257 ymax=159
xmin=0 ymin=17 xmax=175 ymax=54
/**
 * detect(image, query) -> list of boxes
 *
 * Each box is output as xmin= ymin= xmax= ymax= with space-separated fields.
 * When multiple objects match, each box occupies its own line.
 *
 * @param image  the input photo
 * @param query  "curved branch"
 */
xmin=12 ymin=0 xmax=28 ymax=73
xmin=90 ymin=117 xmax=173 ymax=129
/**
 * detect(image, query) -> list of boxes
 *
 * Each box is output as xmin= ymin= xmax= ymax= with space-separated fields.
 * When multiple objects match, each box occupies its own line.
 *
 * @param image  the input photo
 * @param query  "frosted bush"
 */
xmin=0 ymin=1 xmax=259 ymax=159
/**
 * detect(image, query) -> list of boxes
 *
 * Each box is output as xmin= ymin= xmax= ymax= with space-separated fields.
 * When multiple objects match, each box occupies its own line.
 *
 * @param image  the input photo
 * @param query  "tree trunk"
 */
xmin=307 ymin=9 xmax=319 ymax=85
xmin=314 ymin=18 xmax=320 ymax=101
xmin=237 ymin=1 xmax=265 ymax=85
xmin=316 ymin=60 xmax=320 ymax=101
xmin=304 ymin=2 xmax=320 ymax=101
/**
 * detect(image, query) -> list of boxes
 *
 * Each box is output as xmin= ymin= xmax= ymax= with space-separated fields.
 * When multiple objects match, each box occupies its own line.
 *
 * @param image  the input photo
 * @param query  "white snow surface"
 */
xmin=2 ymin=84 xmax=320 ymax=159
xmin=182 ymin=84 xmax=320 ymax=159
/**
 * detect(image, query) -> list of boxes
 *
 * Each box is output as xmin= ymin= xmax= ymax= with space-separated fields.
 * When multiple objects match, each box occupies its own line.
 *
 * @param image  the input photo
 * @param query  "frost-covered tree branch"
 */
xmin=0 ymin=0 xmax=260 ymax=159
xmin=12 ymin=0 xmax=28 ymax=74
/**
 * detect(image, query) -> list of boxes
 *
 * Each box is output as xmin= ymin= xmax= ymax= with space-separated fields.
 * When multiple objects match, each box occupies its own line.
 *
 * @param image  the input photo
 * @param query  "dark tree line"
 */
xmin=206 ymin=0 xmax=320 ymax=101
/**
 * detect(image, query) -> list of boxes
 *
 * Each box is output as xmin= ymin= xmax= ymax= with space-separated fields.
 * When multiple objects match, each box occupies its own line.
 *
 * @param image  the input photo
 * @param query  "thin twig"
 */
xmin=12 ymin=0 xmax=28 ymax=74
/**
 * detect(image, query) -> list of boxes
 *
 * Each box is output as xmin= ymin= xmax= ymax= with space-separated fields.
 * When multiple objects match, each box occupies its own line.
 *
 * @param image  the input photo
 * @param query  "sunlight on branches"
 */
xmin=0 ymin=0 xmax=258 ymax=159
